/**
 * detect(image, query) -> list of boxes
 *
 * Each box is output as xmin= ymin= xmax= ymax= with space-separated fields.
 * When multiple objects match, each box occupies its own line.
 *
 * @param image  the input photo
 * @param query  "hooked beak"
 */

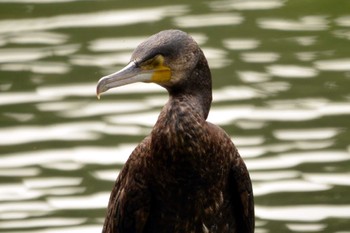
xmin=96 ymin=62 xmax=148 ymax=99
xmin=96 ymin=58 xmax=171 ymax=99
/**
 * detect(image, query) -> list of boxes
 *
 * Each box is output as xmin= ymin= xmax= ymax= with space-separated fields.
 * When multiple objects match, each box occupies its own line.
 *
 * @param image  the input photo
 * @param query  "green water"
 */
xmin=0 ymin=0 xmax=350 ymax=232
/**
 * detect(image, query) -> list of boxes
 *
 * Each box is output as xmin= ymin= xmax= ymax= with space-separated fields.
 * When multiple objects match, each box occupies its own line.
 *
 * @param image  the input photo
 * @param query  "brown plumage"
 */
xmin=96 ymin=30 xmax=254 ymax=233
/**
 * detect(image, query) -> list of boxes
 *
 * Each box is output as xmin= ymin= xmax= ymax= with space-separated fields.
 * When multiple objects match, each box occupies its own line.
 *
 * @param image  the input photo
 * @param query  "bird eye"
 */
xmin=141 ymin=55 xmax=164 ymax=70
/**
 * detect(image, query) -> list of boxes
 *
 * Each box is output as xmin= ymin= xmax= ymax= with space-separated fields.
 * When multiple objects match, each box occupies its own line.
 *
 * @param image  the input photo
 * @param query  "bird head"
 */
xmin=96 ymin=30 xmax=202 ymax=98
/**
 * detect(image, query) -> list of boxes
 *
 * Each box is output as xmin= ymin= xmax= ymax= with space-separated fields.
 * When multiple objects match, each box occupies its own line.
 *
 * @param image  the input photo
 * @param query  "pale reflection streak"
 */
xmin=48 ymin=192 xmax=109 ymax=209
xmin=0 ymin=201 xmax=53 ymax=219
xmin=0 ymin=6 xmax=188 ymax=33
xmin=23 ymin=177 xmax=82 ymax=189
xmin=0 ymin=184 xmax=84 ymax=201
xmin=213 ymin=85 xmax=264 ymax=102
xmin=0 ymin=62 xmax=70 ymax=74
xmin=209 ymin=0 xmax=284 ymax=11
xmin=232 ymin=136 xmax=265 ymax=146
xmin=304 ymin=173 xmax=350 ymax=186
xmin=93 ymin=170 xmax=120 ymax=181
xmin=0 ymin=123 xmax=100 ymax=146
xmin=0 ymin=145 xmax=134 ymax=168
xmin=241 ymin=52 xmax=280 ymax=63
xmin=314 ymin=58 xmax=350 ymax=71
xmin=293 ymin=36 xmax=317 ymax=46
xmin=42 ymin=162 xmax=83 ymax=171
xmin=5 ymin=32 xmax=68 ymax=45
xmin=258 ymin=16 xmax=328 ymax=31
xmin=3 ymin=112 xmax=34 ymax=122
xmin=223 ymin=38 xmax=260 ymax=50
xmin=336 ymin=16 xmax=350 ymax=27
xmin=0 ymin=184 xmax=41 ymax=201
xmin=0 ymin=217 xmax=86 ymax=229
xmin=0 ymin=179 xmax=83 ymax=202
xmin=238 ymin=139 xmax=334 ymax=159
xmin=273 ymin=128 xmax=340 ymax=141
xmin=0 ymin=168 xmax=40 ymax=177
xmin=8 ymin=225 xmax=102 ymax=233
xmin=237 ymin=71 xmax=271 ymax=83
xmin=256 ymin=204 xmax=350 ymax=222
xmin=89 ymin=37 xmax=148 ymax=52
xmin=267 ymin=65 xmax=318 ymax=78
xmin=0 ymin=92 xmax=60 ymax=106
xmin=0 ymin=48 xmax=51 ymax=63
xmin=173 ymin=13 xmax=243 ymax=28
xmin=246 ymin=151 xmax=350 ymax=170
xmin=0 ymin=45 xmax=80 ymax=63
xmin=253 ymin=179 xmax=330 ymax=196
xmin=250 ymin=171 xmax=300 ymax=181
xmin=286 ymin=223 xmax=326 ymax=232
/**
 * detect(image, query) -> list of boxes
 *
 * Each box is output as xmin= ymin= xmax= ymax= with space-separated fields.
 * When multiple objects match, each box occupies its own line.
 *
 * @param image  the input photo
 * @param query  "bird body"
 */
xmin=97 ymin=30 xmax=254 ymax=233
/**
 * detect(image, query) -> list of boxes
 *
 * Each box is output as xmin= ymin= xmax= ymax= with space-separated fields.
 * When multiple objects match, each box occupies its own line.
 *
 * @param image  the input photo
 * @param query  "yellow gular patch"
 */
xmin=141 ymin=55 xmax=171 ymax=83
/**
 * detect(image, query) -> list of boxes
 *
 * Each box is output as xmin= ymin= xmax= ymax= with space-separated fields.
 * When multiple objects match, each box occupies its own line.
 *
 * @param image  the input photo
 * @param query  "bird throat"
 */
xmin=151 ymin=94 xmax=209 ymax=157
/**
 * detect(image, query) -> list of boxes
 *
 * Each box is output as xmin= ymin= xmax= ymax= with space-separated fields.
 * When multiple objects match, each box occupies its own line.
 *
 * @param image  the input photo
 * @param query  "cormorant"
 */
xmin=96 ymin=29 xmax=254 ymax=233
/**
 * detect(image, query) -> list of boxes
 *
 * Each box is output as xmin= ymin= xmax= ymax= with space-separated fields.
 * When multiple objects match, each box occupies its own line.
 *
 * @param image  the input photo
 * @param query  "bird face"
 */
xmin=96 ymin=54 xmax=171 ymax=99
xmin=96 ymin=30 xmax=200 ymax=98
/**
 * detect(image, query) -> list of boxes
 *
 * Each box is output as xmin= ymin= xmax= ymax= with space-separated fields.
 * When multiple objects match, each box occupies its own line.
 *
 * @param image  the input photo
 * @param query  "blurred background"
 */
xmin=1 ymin=0 xmax=350 ymax=232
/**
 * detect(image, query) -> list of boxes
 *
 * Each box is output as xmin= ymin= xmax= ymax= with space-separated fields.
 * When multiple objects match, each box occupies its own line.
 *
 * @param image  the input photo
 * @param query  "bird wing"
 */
xmin=229 ymin=148 xmax=255 ymax=233
xmin=207 ymin=122 xmax=254 ymax=233
xmin=102 ymin=136 xmax=152 ymax=233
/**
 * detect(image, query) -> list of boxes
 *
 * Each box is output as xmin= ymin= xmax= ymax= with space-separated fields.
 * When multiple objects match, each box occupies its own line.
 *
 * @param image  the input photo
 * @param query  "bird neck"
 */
xmin=167 ymin=51 xmax=212 ymax=119
xmin=151 ymin=93 xmax=209 ymax=156
xmin=168 ymin=92 xmax=209 ymax=120
xmin=151 ymin=50 xmax=213 ymax=155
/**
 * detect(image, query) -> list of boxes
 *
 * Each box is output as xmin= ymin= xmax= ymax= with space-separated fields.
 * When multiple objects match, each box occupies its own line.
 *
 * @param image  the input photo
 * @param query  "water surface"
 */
xmin=1 ymin=0 xmax=350 ymax=232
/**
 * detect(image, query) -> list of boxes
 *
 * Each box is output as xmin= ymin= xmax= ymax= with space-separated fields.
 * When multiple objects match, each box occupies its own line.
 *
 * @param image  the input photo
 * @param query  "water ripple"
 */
xmin=223 ymin=38 xmax=260 ymax=50
xmin=0 ymin=217 xmax=86 ymax=229
xmin=0 ymin=123 xmax=100 ymax=146
xmin=254 ymin=179 xmax=330 ymax=196
xmin=247 ymin=150 xmax=350 ymax=170
xmin=258 ymin=16 xmax=329 ymax=31
xmin=0 ymin=145 xmax=134 ymax=168
xmin=48 ymin=192 xmax=109 ymax=210
xmin=314 ymin=58 xmax=350 ymax=71
xmin=210 ymin=0 xmax=285 ymax=11
xmin=0 ymin=45 xmax=80 ymax=63
xmin=4 ymin=31 xmax=68 ymax=45
xmin=8 ymin=225 xmax=102 ymax=233
xmin=23 ymin=177 xmax=82 ymax=189
xmin=273 ymin=128 xmax=340 ymax=141
xmin=241 ymin=52 xmax=280 ymax=63
xmin=286 ymin=223 xmax=326 ymax=232
xmin=173 ymin=13 xmax=243 ymax=28
xmin=0 ymin=6 xmax=188 ymax=33
xmin=0 ymin=62 xmax=70 ymax=74
xmin=304 ymin=173 xmax=350 ymax=186
xmin=267 ymin=65 xmax=318 ymax=78
xmin=256 ymin=204 xmax=350 ymax=222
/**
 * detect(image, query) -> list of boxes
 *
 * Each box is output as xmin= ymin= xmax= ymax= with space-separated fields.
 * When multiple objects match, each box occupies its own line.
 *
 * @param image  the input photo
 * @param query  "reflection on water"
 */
xmin=257 ymin=204 xmax=350 ymax=222
xmin=0 ymin=0 xmax=350 ymax=232
xmin=173 ymin=13 xmax=243 ymax=28
xmin=209 ymin=0 xmax=285 ymax=11
xmin=0 ymin=6 xmax=188 ymax=33
xmin=258 ymin=16 xmax=329 ymax=31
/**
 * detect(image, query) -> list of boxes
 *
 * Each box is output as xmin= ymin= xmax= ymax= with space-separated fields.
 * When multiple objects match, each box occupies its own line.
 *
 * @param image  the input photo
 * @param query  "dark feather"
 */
xmin=99 ymin=30 xmax=254 ymax=233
